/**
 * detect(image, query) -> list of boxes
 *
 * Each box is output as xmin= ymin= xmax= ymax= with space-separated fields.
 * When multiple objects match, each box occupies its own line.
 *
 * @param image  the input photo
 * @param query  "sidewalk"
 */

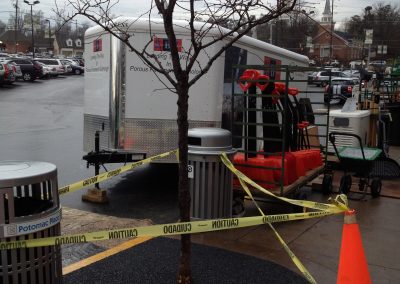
xmin=60 ymin=146 xmax=400 ymax=283
xmin=61 ymin=207 xmax=152 ymax=267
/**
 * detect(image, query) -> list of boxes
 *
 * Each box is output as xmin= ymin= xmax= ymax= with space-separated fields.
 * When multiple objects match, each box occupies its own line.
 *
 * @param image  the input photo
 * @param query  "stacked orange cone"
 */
xmin=337 ymin=210 xmax=371 ymax=284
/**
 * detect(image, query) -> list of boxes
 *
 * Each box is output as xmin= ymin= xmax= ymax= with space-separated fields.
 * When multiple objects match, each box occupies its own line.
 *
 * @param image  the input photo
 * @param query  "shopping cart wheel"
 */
xmin=370 ymin=178 xmax=382 ymax=198
xmin=232 ymin=190 xmax=246 ymax=217
xmin=293 ymin=192 xmax=307 ymax=213
xmin=358 ymin=179 xmax=366 ymax=191
xmin=339 ymin=175 xmax=352 ymax=194
xmin=322 ymin=174 xmax=333 ymax=195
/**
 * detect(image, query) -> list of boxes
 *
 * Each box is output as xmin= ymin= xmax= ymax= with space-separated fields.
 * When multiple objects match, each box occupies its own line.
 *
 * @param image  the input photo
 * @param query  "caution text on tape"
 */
xmin=0 ymin=211 xmax=335 ymax=250
xmin=58 ymin=149 xmax=178 ymax=195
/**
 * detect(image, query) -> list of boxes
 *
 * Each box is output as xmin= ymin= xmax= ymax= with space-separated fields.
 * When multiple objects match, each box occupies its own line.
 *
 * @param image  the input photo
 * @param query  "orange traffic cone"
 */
xmin=337 ymin=210 xmax=371 ymax=284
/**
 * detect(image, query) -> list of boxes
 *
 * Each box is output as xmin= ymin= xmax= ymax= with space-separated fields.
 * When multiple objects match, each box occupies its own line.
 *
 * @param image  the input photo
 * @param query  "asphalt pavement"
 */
xmin=0 ymin=76 xmax=179 ymax=223
xmin=2 ymin=77 xmax=400 ymax=283
xmin=0 ymin=76 xmax=336 ymax=222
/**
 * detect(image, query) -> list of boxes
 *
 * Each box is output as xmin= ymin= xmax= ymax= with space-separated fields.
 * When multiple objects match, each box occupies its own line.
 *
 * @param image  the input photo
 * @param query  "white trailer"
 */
xmin=83 ymin=17 xmax=309 ymax=161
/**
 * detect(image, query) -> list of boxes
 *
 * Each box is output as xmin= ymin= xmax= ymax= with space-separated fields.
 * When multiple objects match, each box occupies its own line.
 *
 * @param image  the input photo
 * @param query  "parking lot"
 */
xmin=0 ymin=75 xmax=180 ymax=223
xmin=0 ymin=74 xmax=339 ymax=221
xmin=1 ymin=74 xmax=400 ymax=283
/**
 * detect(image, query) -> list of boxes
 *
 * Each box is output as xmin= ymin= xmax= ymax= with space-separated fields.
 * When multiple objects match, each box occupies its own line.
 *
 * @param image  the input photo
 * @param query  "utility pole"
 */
xmin=364 ymin=6 xmax=373 ymax=67
xmin=45 ymin=19 xmax=51 ymax=54
xmin=330 ymin=0 xmax=334 ymax=64
xmin=24 ymin=0 xmax=40 ymax=58
xmin=14 ymin=0 xmax=19 ymax=53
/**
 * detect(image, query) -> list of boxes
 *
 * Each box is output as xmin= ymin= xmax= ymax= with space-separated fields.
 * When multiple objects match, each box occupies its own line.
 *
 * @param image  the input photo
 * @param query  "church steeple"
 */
xmin=323 ymin=0 xmax=331 ymax=15
xmin=321 ymin=0 xmax=333 ymax=27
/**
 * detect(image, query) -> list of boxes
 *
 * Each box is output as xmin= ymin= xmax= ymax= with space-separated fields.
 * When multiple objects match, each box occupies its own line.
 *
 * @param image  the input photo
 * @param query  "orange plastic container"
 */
xmin=291 ymin=149 xmax=323 ymax=171
xmin=266 ymin=152 xmax=298 ymax=185
xmin=233 ymin=153 xmax=275 ymax=189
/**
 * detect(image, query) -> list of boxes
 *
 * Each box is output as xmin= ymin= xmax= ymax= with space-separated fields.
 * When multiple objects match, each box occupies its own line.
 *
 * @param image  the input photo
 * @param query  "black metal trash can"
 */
xmin=0 ymin=161 xmax=62 ymax=284
xmin=386 ymin=103 xmax=400 ymax=146
xmin=188 ymin=128 xmax=236 ymax=219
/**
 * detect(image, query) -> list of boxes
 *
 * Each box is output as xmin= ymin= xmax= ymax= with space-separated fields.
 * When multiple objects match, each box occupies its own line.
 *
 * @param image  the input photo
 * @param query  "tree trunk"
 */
xmin=176 ymin=80 xmax=192 ymax=284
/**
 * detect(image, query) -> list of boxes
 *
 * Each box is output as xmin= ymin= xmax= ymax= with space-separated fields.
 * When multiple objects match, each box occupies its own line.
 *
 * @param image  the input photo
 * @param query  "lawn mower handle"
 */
xmin=329 ymin=131 xmax=366 ymax=160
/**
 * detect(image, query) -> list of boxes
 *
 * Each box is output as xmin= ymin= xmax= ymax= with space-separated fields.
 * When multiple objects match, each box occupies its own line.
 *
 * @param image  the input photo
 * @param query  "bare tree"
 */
xmin=56 ymin=0 xmax=297 ymax=283
xmin=345 ymin=3 xmax=400 ymax=59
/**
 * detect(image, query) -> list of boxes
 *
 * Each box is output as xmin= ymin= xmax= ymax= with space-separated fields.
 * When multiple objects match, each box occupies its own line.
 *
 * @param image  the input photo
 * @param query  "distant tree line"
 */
xmin=0 ymin=8 xmax=90 ymax=44
xmin=344 ymin=3 xmax=400 ymax=60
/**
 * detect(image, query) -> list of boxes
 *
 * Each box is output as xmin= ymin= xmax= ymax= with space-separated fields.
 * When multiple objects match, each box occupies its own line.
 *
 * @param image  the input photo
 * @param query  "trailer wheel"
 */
xmin=322 ymin=174 xmax=333 ymax=195
xmin=340 ymin=175 xmax=352 ymax=194
xmin=370 ymin=178 xmax=382 ymax=198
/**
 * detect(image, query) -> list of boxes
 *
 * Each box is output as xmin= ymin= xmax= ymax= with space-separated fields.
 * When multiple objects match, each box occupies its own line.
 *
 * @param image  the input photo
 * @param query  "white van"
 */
xmin=84 ymin=17 xmax=309 ymax=159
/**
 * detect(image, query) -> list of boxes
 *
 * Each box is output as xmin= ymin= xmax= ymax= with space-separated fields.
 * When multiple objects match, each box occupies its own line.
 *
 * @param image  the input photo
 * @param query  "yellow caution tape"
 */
xmin=237 ymin=170 xmax=317 ymax=283
xmin=220 ymin=153 xmax=349 ymax=213
xmin=6 ymin=147 xmax=347 ymax=284
xmin=1 ymin=149 xmax=349 ymax=284
xmin=58 ymin=149 xmax=179 ymax=196
xmin=0 ymin=211 xmax=335 ymax=250
xmin=220 ymin=153 xmax=349 ymax=284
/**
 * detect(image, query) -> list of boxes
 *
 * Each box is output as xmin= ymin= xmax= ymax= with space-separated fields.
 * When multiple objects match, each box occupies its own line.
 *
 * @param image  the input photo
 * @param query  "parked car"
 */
xmin=349 ymin=60 xmax=363 ymax=69
xmin=342 ymin=69 xmax=360 ymax=79
xmin=61 ymin=59 xmax=85 ymax=75
xmin=308 ymin=71 xmax=317 ymax=84
xmin=9 ymin=62 xmax=23 ymax=80
xmin=324 ymin=59 xmax=340 ymax=67
xmin=34 ymin=58 xmax=66 ymax=76
xmin=61 ymin=61 xmax=73 ymax=74
xmin=73 ymin=58 xmax=85 ymax=67
xmin=324 ymin=77 xmax=360 ymax=104
xmin=0 ymin=60 xmax=23 ymax=80
xmin=31 ymin=60 xmax=45 ymax=79
xmin=369 ymin=60 xmax=386 ymax=67
xmin=34 ymin=61 xmax=56 ymax=78
xmin=0 ymin=53 xmax=11 ymax=59
xmin=0 ymin=63 xmax=5 ymax=85
xmin=382 ymin=78 xmax=399 ymax=88
xmin=313 ymin=70 xmax=348 ymax=87
xmin=0 ymin=62 xmax=16 ymax=85
xmin=4 ymin=58 xmax=42 ymax=81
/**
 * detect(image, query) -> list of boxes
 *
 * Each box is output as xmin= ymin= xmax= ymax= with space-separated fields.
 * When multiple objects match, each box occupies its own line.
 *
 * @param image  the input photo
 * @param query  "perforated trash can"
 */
xmin=188 ymin=128 xmax=236 ymax=219
xmin=0 ymin=161 xmax=62 ymax=284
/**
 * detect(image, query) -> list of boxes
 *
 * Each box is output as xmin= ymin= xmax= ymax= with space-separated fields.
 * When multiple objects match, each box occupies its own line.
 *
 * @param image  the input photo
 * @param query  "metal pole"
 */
xmin=94 ymin=131 xmax=100 ymax=189
xmin=14 ymin=0 xmax=18 ymax=53
xmin=367 ymin=44 xmax=371 ymax=66
xmin=30 ymin=4 xmax=34 ymax=58
xmin=269 ymin=21 xmax=273 ymax=44
xmin=361 ymin=30 xmax=365 ymax=67
xmin=330 ymin=0 xmax=334 ymax=63
xmin=47 ymin=20 xmax=51 ymax=52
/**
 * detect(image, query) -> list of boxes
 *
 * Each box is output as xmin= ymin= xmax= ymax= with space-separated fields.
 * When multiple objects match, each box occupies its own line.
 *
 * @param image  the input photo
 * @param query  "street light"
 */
xmin=364 ymin=6 xmax=373 ymax=66
xmin=24 ymin=0 xmax=40 ymax=58
xmin=45 ymin=19 xmax=51 ymax=54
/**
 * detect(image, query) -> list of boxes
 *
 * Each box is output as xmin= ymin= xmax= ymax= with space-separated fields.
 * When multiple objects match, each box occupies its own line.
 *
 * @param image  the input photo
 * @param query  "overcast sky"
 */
xmin=0 ymin=0 xmax=398 ymax=28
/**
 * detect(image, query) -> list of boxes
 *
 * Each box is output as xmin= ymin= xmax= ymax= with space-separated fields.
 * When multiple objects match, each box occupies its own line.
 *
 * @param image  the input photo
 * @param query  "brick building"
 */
xmin=311 ymin=0 xmax=362 ymax=66
xmin=0 ymin=30 xmax=30 ymax=54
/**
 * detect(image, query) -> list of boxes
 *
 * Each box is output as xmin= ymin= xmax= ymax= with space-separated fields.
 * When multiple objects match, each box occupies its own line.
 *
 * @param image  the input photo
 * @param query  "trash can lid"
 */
xmin=0 ymin=161 xmax=57 ymax=187
xmin=188 ymin=128 xmax=235 ymax=154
